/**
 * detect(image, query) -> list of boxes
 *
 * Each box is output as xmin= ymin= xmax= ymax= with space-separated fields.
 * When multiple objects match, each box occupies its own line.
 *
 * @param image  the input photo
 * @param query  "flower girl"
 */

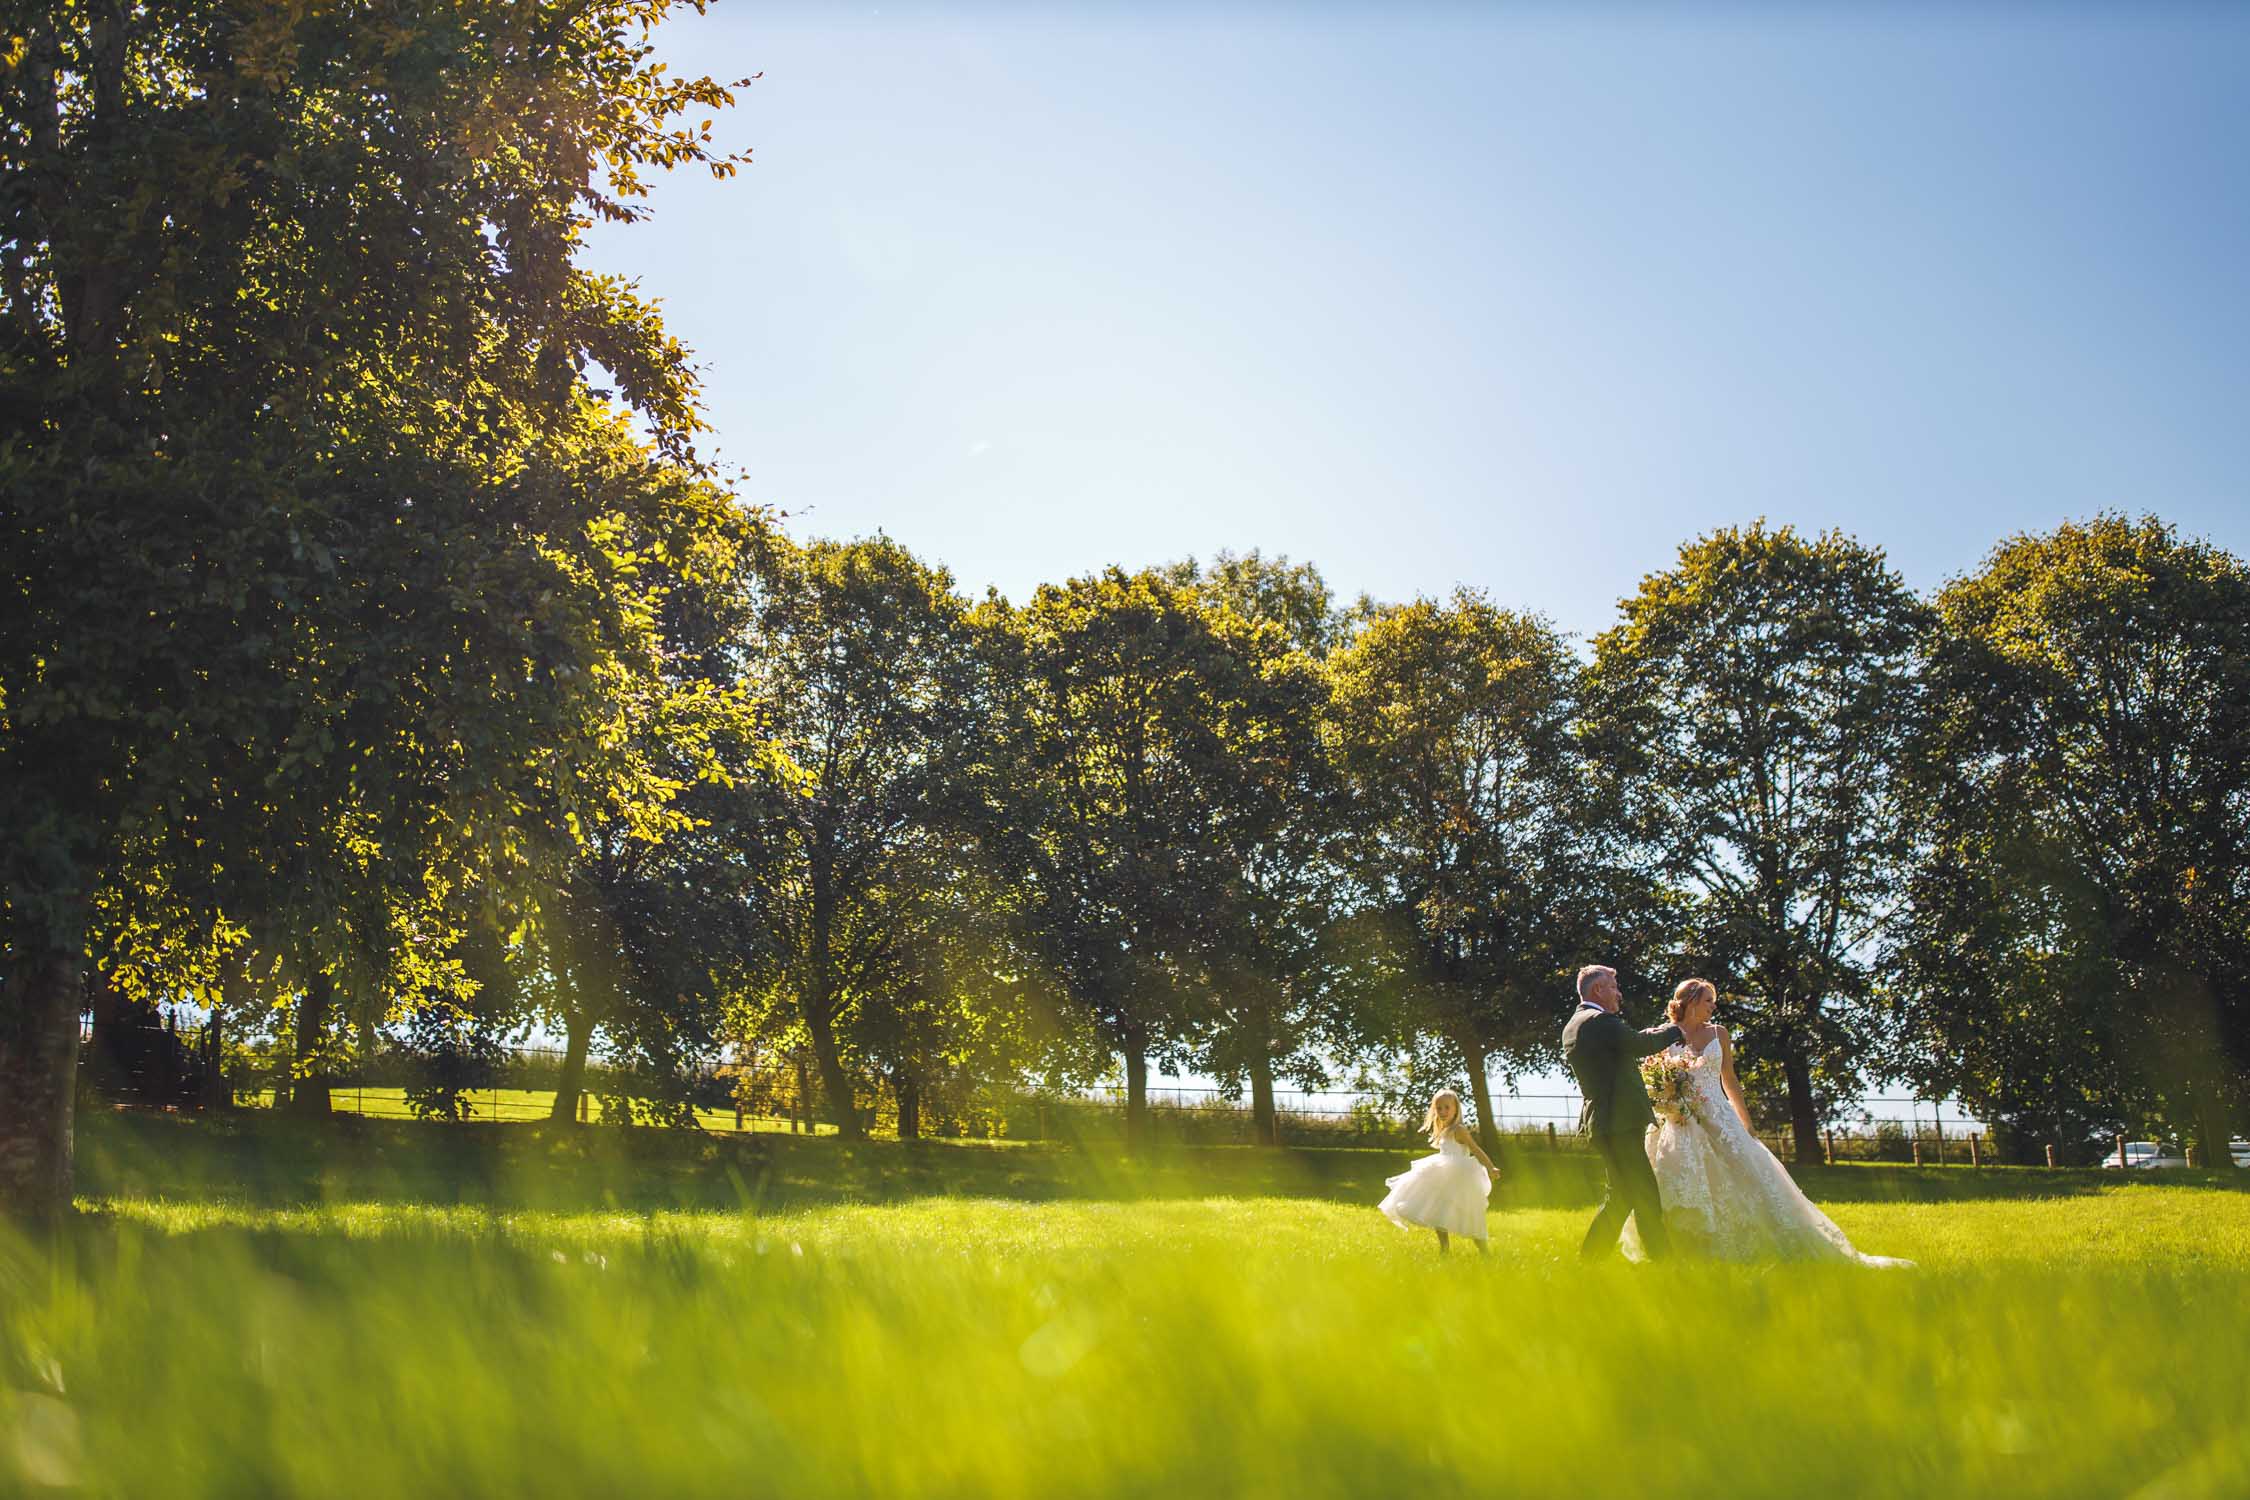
xmin=1378 ymin=1089 xmax=1501 ymax=1255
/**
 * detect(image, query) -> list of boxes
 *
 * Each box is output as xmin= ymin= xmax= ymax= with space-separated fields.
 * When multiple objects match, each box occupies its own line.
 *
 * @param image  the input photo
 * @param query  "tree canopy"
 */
xmin=1588 ymin=525 xmax=1926 ymax=1165
xmin=1890 ymin=516 xmax=2250 ymax=1163
xmin=0 ymin=0 xmax=756 ymax=1221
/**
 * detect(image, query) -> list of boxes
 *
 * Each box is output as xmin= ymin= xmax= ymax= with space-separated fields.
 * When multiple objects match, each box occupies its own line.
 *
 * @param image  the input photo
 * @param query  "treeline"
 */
xmin=4 ymin=4 xmax=2247 ymax=1226
xmin=64 ymin=516 xmax=2250 ymax=1181
xmin=702 ymin=521 xmax=2250 ymax=1174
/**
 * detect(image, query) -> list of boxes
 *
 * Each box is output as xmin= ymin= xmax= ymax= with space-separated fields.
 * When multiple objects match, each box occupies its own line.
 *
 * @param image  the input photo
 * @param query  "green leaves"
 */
xmin=1892 ymin=515 xmax=2250 ymax=1157
xmin=1589 ymin=523 xmax=1926 ymax=1160
xmin=989 ymin=569 xmax=1327 ymax=1082
xmin=1325 ymin=592 xmax=1611 ymax=1130
xmin=0 ymin=0 xmax=757 ymax=1210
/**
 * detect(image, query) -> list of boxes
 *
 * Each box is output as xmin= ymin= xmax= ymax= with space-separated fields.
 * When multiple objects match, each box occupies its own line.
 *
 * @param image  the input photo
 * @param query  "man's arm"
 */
xmin=1625 ymin=1022 xmax=1685 ymax=1059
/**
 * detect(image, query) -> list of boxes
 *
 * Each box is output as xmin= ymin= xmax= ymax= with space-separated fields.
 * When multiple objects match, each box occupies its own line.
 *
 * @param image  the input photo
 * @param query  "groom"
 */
xmin=1562 ymin=964 xmax=1684 ymax=1261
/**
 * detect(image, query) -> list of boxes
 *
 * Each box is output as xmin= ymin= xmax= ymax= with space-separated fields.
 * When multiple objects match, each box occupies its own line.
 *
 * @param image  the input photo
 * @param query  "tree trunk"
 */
xmin=2191 ymin=1084 xmax=2232 ymax=1173
xmin=550 ymin=1004 xmax=593 ymax=1123
xmin=286 ymin=972 xmax=334 ymax=1116
xmin=804 ymin=836 xmax=862 ymax=1139
xmin=1452 ymin=1024 xmax=1501 ymax=1160
xmin=1780 ymin=1030 xmax=1822 ymax=1167
xmin=0 ymin=945 xmax=86 ymax=1227
xmin=803 ymin=1006 xmax=861 ymax=1140
xmin=895 ymin=1072 xmax=921 ymax=1141
xmin=83 ymin=971 xmax=130 ymax=1093
xmin=201 ymin=1005 xmax=229 ymax=1110
xmin=1123 ymin=1043 xmax=1150 ymax=1154
xmin=1248 ymin=1050 xmax=1278 ymax=1147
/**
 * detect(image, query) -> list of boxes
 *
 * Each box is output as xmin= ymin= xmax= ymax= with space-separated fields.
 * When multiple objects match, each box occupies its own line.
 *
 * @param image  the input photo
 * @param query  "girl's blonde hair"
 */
xmin=1422 ymin=1088 xmax=1464 ymax=1146
xmin=1668 ymin=978 xmax=1718 ymax=1024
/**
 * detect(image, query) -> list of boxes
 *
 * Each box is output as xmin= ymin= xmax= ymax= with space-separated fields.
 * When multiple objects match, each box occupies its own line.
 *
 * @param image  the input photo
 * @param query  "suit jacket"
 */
xmin=1562 ymin=1003 xmax=1684 ymax=1142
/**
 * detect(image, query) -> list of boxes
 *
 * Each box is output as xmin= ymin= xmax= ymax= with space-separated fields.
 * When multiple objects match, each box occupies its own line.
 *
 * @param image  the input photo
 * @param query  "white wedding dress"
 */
xmin=1623 ymin=1034 xmax=1912 ymax=1267
xmin=1379 ymin=1135 xmax=1492 ymax=1242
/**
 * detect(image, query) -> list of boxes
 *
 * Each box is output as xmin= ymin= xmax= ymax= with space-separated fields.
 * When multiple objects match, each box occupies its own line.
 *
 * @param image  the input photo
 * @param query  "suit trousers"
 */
xmin=1580 ymin=1130 xmax=1671 ymax=1261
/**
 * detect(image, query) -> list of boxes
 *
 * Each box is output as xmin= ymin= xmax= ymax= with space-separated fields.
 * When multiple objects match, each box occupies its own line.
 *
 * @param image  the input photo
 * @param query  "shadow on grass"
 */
xmin=75 ymin=1108 xmax=2250 ymax=1219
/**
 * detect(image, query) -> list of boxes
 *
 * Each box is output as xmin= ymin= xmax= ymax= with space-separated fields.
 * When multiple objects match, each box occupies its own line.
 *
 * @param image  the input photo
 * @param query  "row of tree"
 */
xmin=696 ymin=519 xmax=2250 ymax=1177
xmin=94 ymin=508 xmax=2250 ymax=1187
xmin=6 ymin=3 xmax=2246 ymax=1227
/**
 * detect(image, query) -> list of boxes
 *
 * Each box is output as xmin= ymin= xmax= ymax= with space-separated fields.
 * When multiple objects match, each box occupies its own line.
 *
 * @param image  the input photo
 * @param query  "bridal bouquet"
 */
xmin=1640 ymin=1053 xmax=1699 ymax=1126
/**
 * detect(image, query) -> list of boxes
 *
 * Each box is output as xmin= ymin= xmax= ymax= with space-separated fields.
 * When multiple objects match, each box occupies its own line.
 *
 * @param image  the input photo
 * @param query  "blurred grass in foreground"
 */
xmin=3 ymin=1113 xmax=2246 ymax=1497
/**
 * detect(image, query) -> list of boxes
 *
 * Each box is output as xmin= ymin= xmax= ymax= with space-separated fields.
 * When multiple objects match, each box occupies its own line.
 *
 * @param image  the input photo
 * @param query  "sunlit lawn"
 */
xmin=5 ymin=1113 xmax=2246 ymax=1497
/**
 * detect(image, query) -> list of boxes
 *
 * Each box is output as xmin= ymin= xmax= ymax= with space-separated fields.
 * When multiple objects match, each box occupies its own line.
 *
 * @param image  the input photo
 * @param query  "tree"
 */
xmin=1328 ymin=591 xmax=1612 ymax=1157
xmin=837 ymin=857 xmax=1078 ymax=1140
xmin=1890 ymin=516 xmax=2250 ymax=1164
xmin=1588 ymin=524 xmax=1925 ymax=1166
xmin=508 ymin=485 xmax=766 ymax=1128
xmin=988 ymin=569 xmax=1324 ymax=1150
xmin=0 ymin=0 xmax=752 ymax=1222
xmin=1165 ymin=549 xmax=1349 ymax=657
xmin=725 ymin=536 xmax=990 ymax=1139
xmin=1169 ymin=551 xmax=1350 ymax=1145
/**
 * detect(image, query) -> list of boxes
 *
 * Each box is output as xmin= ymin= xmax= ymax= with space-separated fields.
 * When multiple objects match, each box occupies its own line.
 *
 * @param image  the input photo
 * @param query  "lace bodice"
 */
xmin=1672 ymin=1033 xmax=1729 ymax=1108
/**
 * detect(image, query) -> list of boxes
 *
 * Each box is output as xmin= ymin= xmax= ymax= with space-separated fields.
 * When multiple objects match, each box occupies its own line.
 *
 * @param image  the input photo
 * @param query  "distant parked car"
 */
xmin=2100 ymin=1141 xmax=2189 ymax=1169
xmin=2233 ymin=1139 xmax=2249 ymax=1169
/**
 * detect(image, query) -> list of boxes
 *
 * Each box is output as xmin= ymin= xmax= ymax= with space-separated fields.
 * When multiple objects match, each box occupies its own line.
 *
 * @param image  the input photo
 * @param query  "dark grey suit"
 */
xmin=1562 ymin=1001 xmax=1684 ymax=1260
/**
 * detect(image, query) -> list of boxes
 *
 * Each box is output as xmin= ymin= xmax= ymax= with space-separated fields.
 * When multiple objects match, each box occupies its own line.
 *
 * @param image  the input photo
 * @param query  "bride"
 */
xmin=1624 ymin=979 xmax=1912 ymax=1267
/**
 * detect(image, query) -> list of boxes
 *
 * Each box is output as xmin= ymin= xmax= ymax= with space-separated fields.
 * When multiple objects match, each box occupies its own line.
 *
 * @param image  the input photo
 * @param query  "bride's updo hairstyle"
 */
xmin=1668 ymin=979 xmax=1718 ymax=1025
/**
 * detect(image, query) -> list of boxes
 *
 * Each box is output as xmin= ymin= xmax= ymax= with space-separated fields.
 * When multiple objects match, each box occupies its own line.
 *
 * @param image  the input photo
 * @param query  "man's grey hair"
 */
xmin=1575 ymin=965 xmax=1616 ymax=1001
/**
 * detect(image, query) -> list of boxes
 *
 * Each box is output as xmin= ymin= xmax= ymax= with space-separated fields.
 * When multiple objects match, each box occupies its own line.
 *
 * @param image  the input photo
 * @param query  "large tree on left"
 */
xmin=0 ymin=1 xmax=752 ymax=1223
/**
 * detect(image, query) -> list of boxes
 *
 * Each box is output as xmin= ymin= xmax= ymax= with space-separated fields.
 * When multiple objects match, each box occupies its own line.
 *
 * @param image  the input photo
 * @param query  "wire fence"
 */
xmin=1062 ymin=1084 xmax=1999 ymax=1163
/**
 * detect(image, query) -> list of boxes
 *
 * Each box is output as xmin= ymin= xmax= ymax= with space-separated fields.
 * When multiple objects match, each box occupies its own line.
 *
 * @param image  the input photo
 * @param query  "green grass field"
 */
xmin=6 ymin=1112 xmax=2247 ymax=1497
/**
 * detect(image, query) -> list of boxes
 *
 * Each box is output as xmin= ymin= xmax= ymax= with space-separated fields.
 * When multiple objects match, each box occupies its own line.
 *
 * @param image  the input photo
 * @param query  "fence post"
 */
xmin=1912 ymin=1139 xmax=1923 ymax=1168
xmin=1546 ymin=1121 xmax=1557 ymax=1151
xmin=2116 ymin=1133 xmax=2128 ymax=1169
xmin=1934 ymin=1124 xmax=1944 ymax=1166
xmin=734 ymin=1101 xmax=744 ymax=1133
xmin=2185 ymin=1143 xmax=2197 ymax=1169
xmin=1823 ymin=1129 xmax=1834 ymax=1166
xmin=578 ymin=1091 xmax=588 ymax=1124
xmin=1969 ymin=1132 xmax=1980 ymax=1168
xmin=2045 ymin=1143 xmax=2057 ymax=1168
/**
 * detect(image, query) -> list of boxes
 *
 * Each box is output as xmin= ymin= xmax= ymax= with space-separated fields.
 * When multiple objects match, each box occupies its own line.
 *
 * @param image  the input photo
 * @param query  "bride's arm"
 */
xmin=1716 ymin=1028 xmax=1757 ymax=1134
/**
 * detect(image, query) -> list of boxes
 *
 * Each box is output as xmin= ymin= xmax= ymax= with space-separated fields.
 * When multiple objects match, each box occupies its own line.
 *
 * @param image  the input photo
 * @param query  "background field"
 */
xmin=2 ymin=1114 xmax=2244 ymax=1498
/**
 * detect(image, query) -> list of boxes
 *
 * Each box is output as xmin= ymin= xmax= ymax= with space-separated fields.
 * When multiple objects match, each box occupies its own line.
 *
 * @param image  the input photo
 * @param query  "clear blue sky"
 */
xmin=575 ymin=1 xmax=2245 ymax=1118
xmin=587 ymin=1 xmax=2250 ymax=643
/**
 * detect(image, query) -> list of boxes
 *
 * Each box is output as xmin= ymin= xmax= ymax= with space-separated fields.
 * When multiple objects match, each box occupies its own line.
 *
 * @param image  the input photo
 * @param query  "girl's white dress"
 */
xmin=1623 ymin=1034 xmax=1912 ymax=1266
xmin=1379 ymin=1134 xmax=1491 ymax=1241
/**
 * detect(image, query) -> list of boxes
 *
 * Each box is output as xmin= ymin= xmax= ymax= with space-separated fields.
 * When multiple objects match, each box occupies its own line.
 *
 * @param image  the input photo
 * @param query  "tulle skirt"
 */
xmin=1379 ymin=1150 xmax=1491 ymax=1241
